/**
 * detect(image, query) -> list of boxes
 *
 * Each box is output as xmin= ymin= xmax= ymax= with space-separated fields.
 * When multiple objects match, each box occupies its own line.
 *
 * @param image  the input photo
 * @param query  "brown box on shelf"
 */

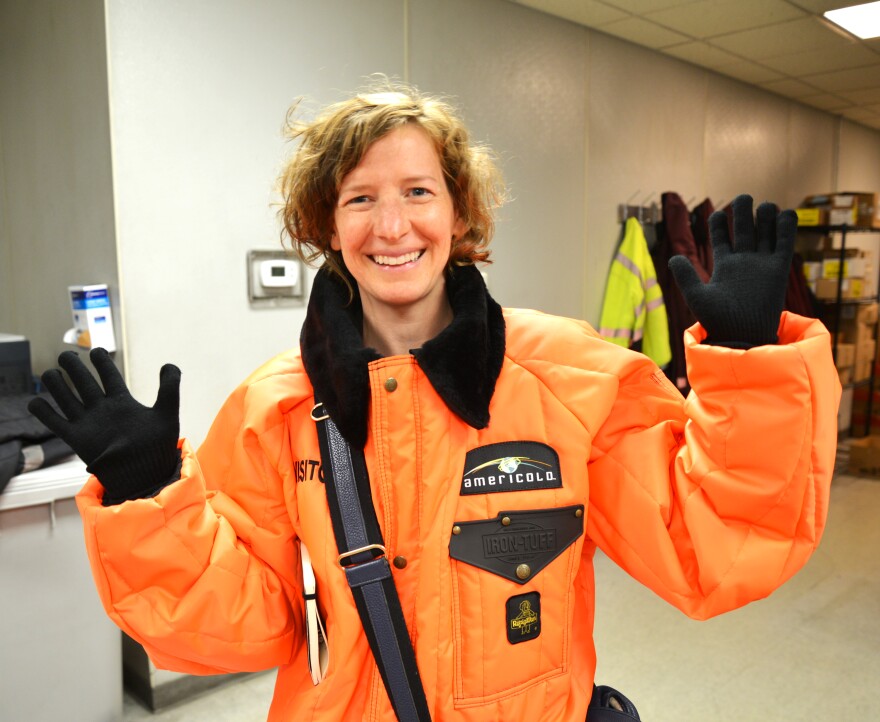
xmin=821 ymin=254 xmax=868 ymax=279
xmin=815 ymin=277 xmax=866 ymax=300
xmin=847 ymin=435 xmax=880 ymax=477
xmin=829 ymin=192 xmax=880 ymax=228
xmin=834 ymin=341 xmax=856 ymax=368
xmin=856 ymin=302 xmax=879 ymax=326
xmin=796 ymin=208 xmax=827 ymax=226
xmin=855 ymin=360 xmax=873 ymax=383
xmin=856 ymin=339 xmax=877 ymax=366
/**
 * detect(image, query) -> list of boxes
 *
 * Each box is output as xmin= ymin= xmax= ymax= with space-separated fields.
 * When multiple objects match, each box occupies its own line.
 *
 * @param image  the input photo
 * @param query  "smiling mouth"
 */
xmin=371 ymin=250 xmax=424 ymax=267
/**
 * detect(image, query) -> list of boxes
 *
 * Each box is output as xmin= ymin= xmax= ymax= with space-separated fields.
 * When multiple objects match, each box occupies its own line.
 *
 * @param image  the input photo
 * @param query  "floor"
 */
xmin=123 ymin=444 xmax=880 ymax=722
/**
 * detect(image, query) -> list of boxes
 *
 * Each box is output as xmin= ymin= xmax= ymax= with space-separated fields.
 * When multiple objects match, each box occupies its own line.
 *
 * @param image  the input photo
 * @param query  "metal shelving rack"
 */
xmin=798 ymin=223 xmax=880 ymax=436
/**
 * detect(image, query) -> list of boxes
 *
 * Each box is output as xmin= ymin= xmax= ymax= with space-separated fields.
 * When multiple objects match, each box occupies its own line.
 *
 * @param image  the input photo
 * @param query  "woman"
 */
xmin=30 ymin=85 xmax=840 ymax=721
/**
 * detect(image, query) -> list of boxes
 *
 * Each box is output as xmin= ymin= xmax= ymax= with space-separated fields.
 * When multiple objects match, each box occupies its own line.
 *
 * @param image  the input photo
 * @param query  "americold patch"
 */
xmin=449 ymin=505 xmax=584 ymax=584
xmin=460 ymin=441 xmax=562 ymax=495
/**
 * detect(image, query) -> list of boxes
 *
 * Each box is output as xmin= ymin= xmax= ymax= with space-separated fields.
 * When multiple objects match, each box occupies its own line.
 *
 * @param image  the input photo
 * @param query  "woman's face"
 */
xmin=332 ymin=124 xmax=466 ymax=320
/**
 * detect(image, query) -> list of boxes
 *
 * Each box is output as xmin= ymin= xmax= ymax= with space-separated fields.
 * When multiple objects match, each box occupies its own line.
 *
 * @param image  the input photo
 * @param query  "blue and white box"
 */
xmin=68 ymin=284 xmax=116 ymax=353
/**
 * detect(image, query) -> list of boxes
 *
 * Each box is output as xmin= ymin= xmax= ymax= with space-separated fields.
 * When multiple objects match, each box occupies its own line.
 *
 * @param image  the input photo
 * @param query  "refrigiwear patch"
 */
xmin=507 ymin=592 xmax=541 ymax=644
xmin=460 ymin=441 xmax=561 ymax=495
xmin=449 ymin=505 xmax=584 ymax=584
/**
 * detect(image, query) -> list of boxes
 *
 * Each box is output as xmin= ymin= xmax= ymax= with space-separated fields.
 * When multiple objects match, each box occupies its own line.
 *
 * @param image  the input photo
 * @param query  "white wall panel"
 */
xmin=106 ymin=0 xmax=404 ymax=443
xmin=703 ymin=75 xmax=791 ymax=208
xmin=409 ymin=0 xmax=588 ymax=318
xmin=838 ymin=119 xmax=880 ymax=192
xmin=586 ymin=31 xmax=707 ymax=325
xmin=786 ymin=103 xmax=836 ymax=207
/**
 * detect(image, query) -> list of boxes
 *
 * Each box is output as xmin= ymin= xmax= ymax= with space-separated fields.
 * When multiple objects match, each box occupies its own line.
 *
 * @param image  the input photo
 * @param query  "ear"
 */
xmin=452 ymin=216 xmax=468 ymax=242
xmin=330 ymin=233 xmax=341 ymax=252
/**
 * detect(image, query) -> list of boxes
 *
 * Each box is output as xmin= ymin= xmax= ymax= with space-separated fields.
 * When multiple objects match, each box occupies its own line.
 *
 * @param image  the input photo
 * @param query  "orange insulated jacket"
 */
xmin=76 ymin=266 xmax=840 ymax=721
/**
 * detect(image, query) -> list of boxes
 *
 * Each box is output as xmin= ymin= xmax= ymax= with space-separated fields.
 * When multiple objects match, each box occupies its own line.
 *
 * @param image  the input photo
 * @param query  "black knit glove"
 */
xmin=668 ymin=194 xmax=796 ymax=348
xmin=28 ymin=348 xmax=181 ymax=506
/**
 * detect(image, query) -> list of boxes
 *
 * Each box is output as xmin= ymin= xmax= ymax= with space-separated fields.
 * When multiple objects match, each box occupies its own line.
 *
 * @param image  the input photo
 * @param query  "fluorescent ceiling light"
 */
xmin=824 ymin=1 xmax=880 ymax=39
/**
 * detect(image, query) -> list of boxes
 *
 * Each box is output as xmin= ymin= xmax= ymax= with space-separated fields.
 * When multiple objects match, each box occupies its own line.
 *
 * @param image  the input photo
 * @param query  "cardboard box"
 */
xmin=857 ymin=302 xmax=879 ymax=326
xmin=855 ymin=360 xmax=873 ymax=383
xmin=796 ymin=208 xmax=826 ymax=226
xmin=830 ymin=192 xmax=880 ymax=228
xmin=815 ymin=277 xmax=866 ymax=300
xmin=800 ymin=192 xmax=880 ymax=228
xmin=821 ymin=255 xmax=868 ymax=279
xmin=834 ymin=342 xmax=856 ymax=368
xmin=802 ymin=261 xmax=821 ymax=282
xmin=856 ymin=339 xmax=877 ymax=366
xmin=848 ymin=435 xmax=880 ymax=477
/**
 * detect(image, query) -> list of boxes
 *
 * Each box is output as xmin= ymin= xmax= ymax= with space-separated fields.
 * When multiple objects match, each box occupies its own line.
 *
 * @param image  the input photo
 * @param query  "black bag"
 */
xmin=587 ymin=684 xmax=641 ymax=721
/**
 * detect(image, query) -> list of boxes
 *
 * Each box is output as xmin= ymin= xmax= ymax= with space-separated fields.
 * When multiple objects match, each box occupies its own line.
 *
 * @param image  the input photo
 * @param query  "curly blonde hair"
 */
xmin=278 ymin=82 xmax=506 ymax=283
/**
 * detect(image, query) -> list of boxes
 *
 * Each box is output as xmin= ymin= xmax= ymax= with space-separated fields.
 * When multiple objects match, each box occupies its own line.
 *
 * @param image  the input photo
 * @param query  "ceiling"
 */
xmin=510 ymin=0 xmax=880 ymax=131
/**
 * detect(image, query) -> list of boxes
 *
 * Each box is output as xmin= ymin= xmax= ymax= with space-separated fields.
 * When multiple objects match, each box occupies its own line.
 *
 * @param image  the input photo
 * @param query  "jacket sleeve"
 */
xmin=76 ymin=363 xmax=309 ymax=674
xmin=586 ymin=311 xmax=840 ymax=620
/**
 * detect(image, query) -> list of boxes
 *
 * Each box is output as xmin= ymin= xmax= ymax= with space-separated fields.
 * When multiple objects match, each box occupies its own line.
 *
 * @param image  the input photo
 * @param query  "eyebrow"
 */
xmin=339 ymin=175 xmax=442 ymax=193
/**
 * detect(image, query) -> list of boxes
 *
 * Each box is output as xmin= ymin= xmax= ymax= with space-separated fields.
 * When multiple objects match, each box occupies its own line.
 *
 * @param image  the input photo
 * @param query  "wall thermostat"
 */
xmin=247 ymin=250 xmax=304 ymax=304
xmin=260 ymin=259 xmax=299 ymax=288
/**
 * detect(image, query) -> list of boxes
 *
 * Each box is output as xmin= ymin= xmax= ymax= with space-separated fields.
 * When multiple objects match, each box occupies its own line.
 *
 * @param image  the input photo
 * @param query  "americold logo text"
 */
xmin=460 ymin=441 xmax=562 ymax=495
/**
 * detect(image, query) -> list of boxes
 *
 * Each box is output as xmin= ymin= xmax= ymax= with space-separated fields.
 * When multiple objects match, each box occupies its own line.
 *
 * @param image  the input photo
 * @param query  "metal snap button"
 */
xmin=384 ymin=377 xmax=398 ymax=392
xmin=392 ymin=556 xmax=408 ymax=569
xmin=501 ymin=516 xmax=511 ymax=526
xmin=516 ymin=563 xmax=531 ymax=580
xmin=452 ymin=525 xmax=462 ymax=535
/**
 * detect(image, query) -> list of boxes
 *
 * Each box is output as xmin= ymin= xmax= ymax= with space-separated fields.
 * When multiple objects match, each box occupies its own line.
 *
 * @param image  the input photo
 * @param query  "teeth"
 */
xmin=373 ymin=251 xmax=421 ymax=266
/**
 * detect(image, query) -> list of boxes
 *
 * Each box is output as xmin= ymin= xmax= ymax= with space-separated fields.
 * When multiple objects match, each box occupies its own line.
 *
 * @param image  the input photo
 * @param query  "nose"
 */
xmin=374 ymin=197 xmax=411 ymax=242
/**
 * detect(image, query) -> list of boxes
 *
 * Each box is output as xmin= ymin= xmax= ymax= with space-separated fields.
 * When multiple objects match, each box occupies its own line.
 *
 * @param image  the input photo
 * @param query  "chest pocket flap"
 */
xmin=449 ymin=505 xmax=584 ymax=585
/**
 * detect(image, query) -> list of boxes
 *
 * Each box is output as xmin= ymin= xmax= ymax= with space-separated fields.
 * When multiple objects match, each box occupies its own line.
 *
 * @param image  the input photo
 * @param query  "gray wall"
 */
xmin=3 ymin=0 xmax=880 ymax=442
xmin=0 ymin=0 xmax=120 ymax=375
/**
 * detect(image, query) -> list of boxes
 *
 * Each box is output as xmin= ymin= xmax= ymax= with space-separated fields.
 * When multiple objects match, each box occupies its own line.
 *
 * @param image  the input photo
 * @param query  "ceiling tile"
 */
xmin=598 ymin=0 xmax=701 ymax=13
xmin=662 ymin=41 xmax=743 ymax=68
xmin=510 ymin=0 xmax=627 ymax=26
xmin=645 ymin=0 xmax=805 ymax=39
xmin=839 ymin=87 xmax=880 ymax=103
xmin=713 ymin=59 xmax=786 ymax=84
xmin=711 ymin=17 xmax=843 ymax=59
xmin=597 ymin=16 xmax=691 ymax=48
xmin=760 ymin=77 xmax=824 ymax=99
xmin=759 ymin=41 xmax=880 ymax=77
xmin=839 ymin=106 xmax=880 ymax=123
xmin=804 ymin=64 xmax=880 ymax=92
xmin=786 ymin=1 xmax=865 ymax=12
xmin=799 ymin=92 xmax=855 ymax=110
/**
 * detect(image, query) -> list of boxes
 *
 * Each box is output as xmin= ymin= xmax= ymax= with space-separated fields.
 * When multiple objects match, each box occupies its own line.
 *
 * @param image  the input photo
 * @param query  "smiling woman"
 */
xmin=31 ymin=81 xmax=841 ymax=722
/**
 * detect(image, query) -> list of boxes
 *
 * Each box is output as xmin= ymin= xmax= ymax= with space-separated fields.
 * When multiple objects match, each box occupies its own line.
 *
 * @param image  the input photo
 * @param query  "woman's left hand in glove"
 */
xmin=668 ymin=193 xmax=796 ymax=348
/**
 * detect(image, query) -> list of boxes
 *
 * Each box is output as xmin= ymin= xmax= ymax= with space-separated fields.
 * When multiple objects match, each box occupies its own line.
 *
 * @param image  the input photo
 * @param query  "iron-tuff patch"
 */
xmin=460 ymin=441 xmax=562 ymax=495
xmin=506 ymin=592 xmax=541 ymax=644
xmin=449 ymin=505 xmax=584 ymax=584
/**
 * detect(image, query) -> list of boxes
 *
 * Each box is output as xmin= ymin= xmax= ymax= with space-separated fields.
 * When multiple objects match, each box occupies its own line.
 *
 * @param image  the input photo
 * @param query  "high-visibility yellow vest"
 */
xmin=599 ymin=217 xmax=672 ymax=367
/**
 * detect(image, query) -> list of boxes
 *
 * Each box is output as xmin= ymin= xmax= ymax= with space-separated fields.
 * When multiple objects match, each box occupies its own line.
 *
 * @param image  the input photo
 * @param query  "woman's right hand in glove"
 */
xmin=28 ymin=347 xmax=182 ymax=506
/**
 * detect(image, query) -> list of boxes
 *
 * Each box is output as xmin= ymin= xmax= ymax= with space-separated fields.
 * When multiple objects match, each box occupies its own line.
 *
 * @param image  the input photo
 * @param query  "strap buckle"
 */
xmin=311 ymin=403 xmax=329 ymax=421
xmin=337 ymin=543 xmax=386 ymax=569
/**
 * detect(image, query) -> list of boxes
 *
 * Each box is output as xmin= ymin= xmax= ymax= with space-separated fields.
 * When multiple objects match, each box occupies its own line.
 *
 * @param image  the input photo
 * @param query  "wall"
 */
xmin=409 ymin=0 xmax=588 ymax=318
xmin=0 ymin=0 xmax=119 ymax=375
xmin=104 ymin=0 xmax=405 ymax=443
xmin=5 ymin=0 xmax=880 ymax=443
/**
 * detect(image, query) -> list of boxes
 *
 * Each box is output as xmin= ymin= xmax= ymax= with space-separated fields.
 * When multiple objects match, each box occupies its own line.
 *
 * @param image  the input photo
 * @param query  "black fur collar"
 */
xmin=300 ymin=264 xmax=506 ymax=448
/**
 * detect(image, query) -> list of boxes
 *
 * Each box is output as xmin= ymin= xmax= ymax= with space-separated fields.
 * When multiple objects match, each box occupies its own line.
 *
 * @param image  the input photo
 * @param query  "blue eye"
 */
xmin=347 ymin=195 xmax=370 ymax=205
xmin=410 ymin=187 xmax=431 ymax=197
